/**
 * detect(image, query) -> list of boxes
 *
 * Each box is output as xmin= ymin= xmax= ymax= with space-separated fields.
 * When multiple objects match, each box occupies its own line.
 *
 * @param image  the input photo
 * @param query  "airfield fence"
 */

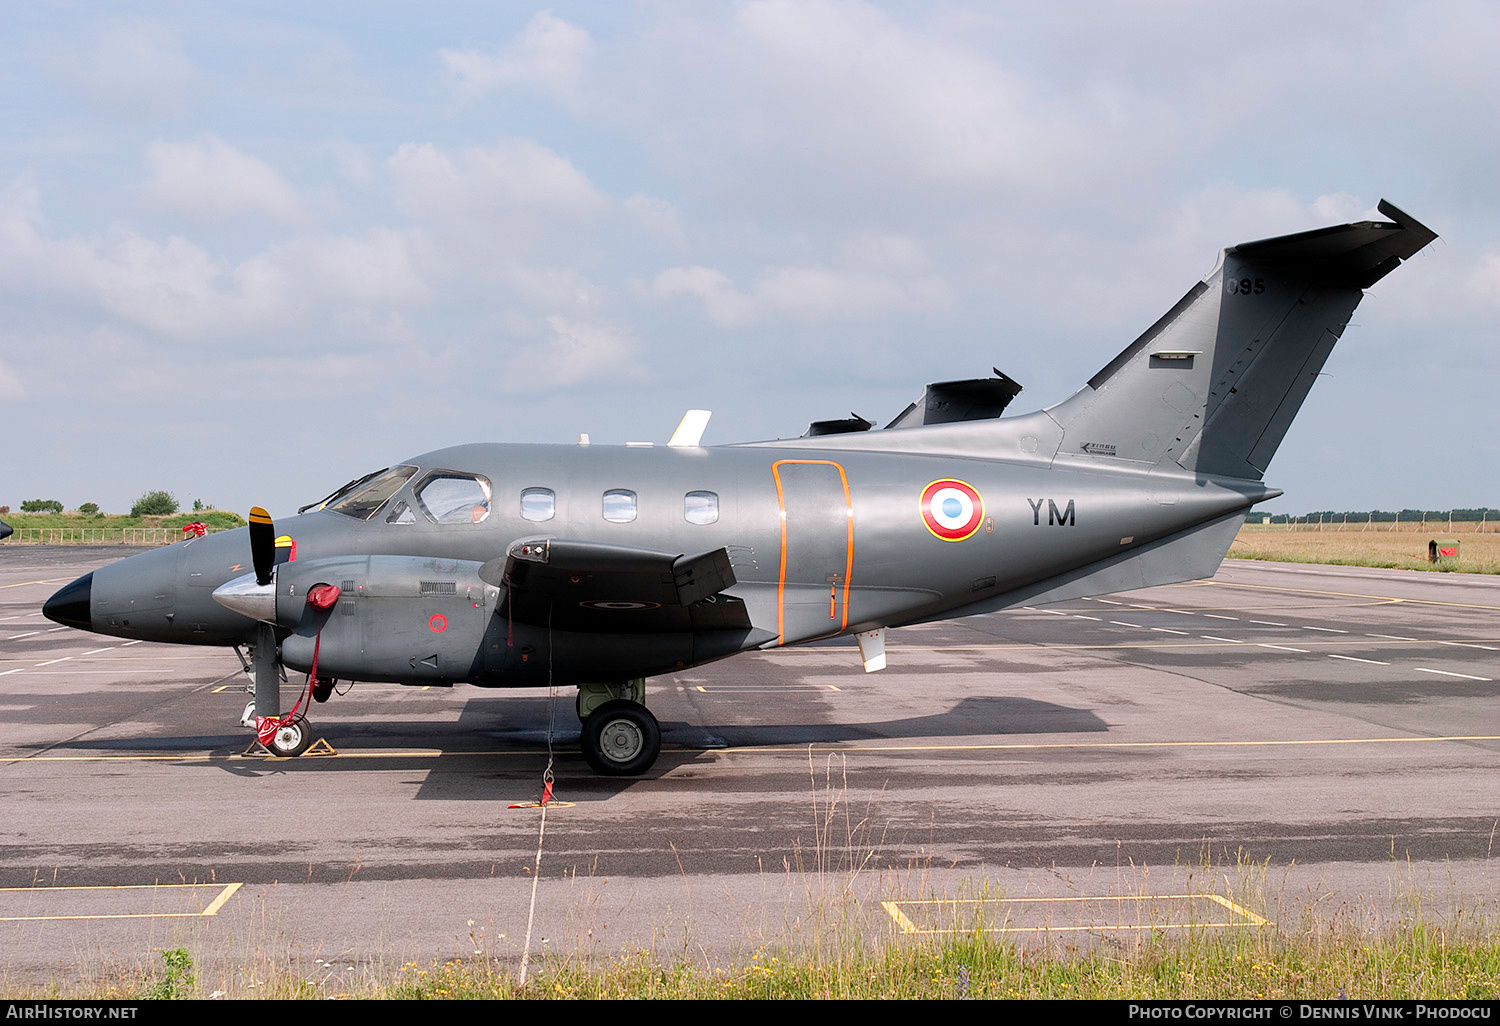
xmin=0 ymin=527 xmax=233 ymax=546
xmin=1242 ymin=513 xmax=1499 ymax=533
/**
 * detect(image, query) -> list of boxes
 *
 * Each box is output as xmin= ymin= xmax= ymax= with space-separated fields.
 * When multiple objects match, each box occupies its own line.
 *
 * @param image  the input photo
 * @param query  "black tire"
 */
xmin=581 ymin=700 xmax=661 ymax=776
xmin=312 ymin=680 xmax=334 ymax=704
xmin=265 ymin=719 xmax=313 ymax=758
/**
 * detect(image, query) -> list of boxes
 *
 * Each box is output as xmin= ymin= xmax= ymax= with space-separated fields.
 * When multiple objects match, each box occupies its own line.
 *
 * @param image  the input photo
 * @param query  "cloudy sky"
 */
xmin=2 ymin=1 xmax=1496 ymax=516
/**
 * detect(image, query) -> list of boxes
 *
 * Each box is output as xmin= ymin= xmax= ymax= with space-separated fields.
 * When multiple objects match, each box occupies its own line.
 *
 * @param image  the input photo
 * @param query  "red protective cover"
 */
xmin=306 ymin=584 xmax=341 ymax=610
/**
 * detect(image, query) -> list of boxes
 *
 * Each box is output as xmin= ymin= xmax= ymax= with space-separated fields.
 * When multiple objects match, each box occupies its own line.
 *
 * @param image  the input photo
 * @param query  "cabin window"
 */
xmin=602 ymin=489 xmax=637 ymax=523
xmin=327 ymin=465 xmax=418 ymax=520
xmin=684 ymin=491 xmax=719 ymax=525
xmin=384 ymin=499 xmax=416 ymax=525
xmin=415 ymin=472 xmax=493 ymax=525
xmin=520 ymin=487 xmax=555 ymax=522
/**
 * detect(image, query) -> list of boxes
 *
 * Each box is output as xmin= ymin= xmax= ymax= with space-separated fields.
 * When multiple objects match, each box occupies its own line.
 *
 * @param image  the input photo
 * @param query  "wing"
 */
xmin=479 ymin=538 xmax=751 ymax=634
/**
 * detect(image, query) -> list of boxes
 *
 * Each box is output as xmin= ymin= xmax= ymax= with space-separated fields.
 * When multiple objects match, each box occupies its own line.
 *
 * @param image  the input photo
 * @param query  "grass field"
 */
xmin=0 ymin=509 xmax=244 ymax=531
xmin=17 ymin=907 xmax=1499 ymax=1001
xmin=1231 ymin=525 xmax=1500 ymax=575
xmin=9 ymin=846 xmax=1499 ymax=1001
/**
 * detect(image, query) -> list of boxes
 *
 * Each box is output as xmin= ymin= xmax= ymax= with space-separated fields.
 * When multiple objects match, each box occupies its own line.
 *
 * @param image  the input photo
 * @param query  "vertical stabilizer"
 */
xmin=1047 ymin=201 xmax=1436 ymax=480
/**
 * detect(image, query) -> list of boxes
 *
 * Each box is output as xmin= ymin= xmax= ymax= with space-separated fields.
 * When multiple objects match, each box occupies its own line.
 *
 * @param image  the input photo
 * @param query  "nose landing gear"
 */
xmin=234 ymin=629 xmax=332 ymax=758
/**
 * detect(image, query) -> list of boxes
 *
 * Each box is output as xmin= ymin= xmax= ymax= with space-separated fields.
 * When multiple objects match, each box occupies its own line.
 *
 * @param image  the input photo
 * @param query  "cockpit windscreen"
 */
xmin=326 ymin=466 xmax=419 ymax=520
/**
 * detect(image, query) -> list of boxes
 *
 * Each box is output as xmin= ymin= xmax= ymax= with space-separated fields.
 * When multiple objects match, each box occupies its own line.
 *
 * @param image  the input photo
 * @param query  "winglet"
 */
xmin=668 ymin=410 xmax=712 ymax=447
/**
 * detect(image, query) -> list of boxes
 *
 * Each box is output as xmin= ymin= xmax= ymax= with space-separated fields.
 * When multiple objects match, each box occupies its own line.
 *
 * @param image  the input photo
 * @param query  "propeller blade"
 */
xmin=248 ymin=507 xmax=275 ymax=586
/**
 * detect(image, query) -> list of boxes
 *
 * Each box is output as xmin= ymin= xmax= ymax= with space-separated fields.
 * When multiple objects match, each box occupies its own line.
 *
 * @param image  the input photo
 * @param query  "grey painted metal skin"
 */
xmin=43 ymin=202 xmax=1436 ymax=772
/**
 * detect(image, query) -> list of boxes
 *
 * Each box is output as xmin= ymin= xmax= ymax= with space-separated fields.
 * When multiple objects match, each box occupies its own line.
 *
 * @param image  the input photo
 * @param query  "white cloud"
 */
xmin=259 ymin=229 xmax=435 ymax=310
xmin=0 ymin=180 xmax=435 ymax=340
xmin=48 ymin=19 xmax=196 ymax=119
xmin=142 ymin=136 xmax=304 ymax=225
xmin=651 ymin=266 xmax=756 ymax=327
xmin=839 ymin=233 xmax=930 ymax=272
xmin=0 ymin=182 xmax=280 ymax=338
xmin=441 ymin=11 xmax=592 ymax=103
xmin=389 ymin=139 xmax=607 ymax=245
xmin=499 ymin=265 xmax=604 ymax=312
xmin=1466 ymin=253 xmax=1500 ymax=308
xmin=652 ymin=259 xmax=952 ymax=327
xmin=625 ymin=195 xmax=687 ymax=248
xmin=614 ymin=0 xmax=1171 ymax=214
xmin=502 ymin=316 xmax=644 ymax=391
xmin=0 ymin=359 xmax=24 ymax=401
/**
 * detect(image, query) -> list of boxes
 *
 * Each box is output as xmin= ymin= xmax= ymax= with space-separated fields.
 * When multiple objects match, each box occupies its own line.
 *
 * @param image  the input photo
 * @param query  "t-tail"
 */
xmin=1047 ymin=200 xmax=1437 ymax=479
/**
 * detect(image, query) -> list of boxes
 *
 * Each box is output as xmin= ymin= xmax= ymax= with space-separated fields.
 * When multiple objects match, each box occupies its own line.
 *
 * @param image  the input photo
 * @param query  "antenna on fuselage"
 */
xmin=668 ymin=410 xmax=711 ymax=447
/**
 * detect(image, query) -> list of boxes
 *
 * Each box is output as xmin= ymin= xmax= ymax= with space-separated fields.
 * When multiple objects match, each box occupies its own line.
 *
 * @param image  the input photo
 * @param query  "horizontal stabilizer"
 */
xmin=1231 ymin=200 xmax=1437 ymax=288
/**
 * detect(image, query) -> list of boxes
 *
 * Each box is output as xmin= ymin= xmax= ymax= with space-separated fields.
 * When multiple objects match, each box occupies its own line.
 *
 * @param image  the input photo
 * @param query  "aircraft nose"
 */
xmin=43 ymin=573 xmax=93 ymax=630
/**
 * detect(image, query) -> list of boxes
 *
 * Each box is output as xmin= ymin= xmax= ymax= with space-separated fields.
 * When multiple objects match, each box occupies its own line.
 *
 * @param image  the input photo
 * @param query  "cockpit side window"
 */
xmin=327 ymin=466 xmax=418 ymax=520
xmin=416 ymin=472 xmax=493 ymax=525
xmin=384 ymin=499 xmax=416 ymax=525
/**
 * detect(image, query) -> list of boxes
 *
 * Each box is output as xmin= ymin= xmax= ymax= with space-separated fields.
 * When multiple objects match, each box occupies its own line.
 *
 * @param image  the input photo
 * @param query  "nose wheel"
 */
xmin=580 ymin=699 xmax=661 ymax=776
xmin=265 ymin=719 xmax=313 ymax=758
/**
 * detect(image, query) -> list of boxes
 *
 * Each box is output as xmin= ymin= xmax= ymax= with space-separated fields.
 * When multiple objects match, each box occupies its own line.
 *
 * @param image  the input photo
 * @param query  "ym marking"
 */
xmin=1028 ymin=498 xmax=1076 ymax=527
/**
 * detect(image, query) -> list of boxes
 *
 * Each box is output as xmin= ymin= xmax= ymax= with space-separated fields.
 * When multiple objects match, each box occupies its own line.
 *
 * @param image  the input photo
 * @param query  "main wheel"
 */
xmin=581 ymin=700 xmax=661 ymax=776
xmin=265 ymin=719 xmax=313 ymax=758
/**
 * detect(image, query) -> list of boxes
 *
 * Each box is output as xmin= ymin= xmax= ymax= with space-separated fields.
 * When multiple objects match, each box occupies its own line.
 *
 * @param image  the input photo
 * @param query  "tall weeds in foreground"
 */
xmin=18 ymin=918 xmax=1497 ymax=999
xmin=11 ymin=775 xmax=1499 ymax=1000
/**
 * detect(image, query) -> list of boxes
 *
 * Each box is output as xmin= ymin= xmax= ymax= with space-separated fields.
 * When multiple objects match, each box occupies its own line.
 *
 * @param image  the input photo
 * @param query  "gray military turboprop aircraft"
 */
xmin=43 ymin=201 xmax=1435 ymax=774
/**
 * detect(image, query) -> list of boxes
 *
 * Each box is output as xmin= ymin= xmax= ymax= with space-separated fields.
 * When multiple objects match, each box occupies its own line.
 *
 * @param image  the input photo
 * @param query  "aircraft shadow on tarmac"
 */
xmin=52 ymin=694 xmax=1108 ymax=797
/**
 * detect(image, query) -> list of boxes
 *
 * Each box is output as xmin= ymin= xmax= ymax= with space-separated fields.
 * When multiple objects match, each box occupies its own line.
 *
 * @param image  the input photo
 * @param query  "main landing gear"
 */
xmin=576 ymin=679 xmax=660 ymax=776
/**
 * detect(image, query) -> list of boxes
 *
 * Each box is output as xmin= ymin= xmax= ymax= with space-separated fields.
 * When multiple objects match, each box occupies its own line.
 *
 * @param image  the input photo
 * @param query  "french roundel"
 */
xmin=920 ymin=479 xmax=985 ymax=541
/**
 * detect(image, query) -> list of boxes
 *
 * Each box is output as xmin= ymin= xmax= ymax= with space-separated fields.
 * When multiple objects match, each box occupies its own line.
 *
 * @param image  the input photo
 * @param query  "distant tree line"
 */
xmin=1264 ymin=508 xmax=1498 ymax=524
xmin=4 ymin=492 xmax=187 ymax=516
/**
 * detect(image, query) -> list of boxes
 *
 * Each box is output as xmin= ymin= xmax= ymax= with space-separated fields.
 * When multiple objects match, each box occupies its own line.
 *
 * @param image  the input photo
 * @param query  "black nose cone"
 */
xmin=43 ymin=573 xmax=93 ymax=630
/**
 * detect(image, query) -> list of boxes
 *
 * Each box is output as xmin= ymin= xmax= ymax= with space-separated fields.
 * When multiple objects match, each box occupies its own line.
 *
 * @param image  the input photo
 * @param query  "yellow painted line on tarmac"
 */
xmin=0 ymin=578 xmax=73 ymax=590
xmin=201 ymin=882 xmax=242 ymax=915
xmin=11 ymin=733 xmax=1500 ymax=767
xmin=0 ymin=882 xmax=242 ymax=922
xmin=727 ymin=734 xmax=1500 ymax=756
xmin=882 ymin=893 xmax=1268 ymax=935
xmin=1193 ymin=578 xmax=1500 ymax=612
xmin=881 ymin=900 xmax=921 ymax=934
xmin=3 ymin=749 xmax=544 ymax=763
xmin=695 ymin=684 xmax=841 ymax=693
xmin=766 ymin=637 xmax=1500 ymax=654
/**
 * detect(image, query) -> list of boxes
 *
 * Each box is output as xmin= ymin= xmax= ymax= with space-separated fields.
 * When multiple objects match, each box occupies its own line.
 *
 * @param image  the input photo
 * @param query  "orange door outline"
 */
xmin=771 ymin=459 xmax=853 ymax=645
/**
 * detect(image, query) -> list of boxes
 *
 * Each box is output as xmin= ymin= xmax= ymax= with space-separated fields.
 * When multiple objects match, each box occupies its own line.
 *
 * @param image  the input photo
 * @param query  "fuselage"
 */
xmin=45 ymin=437 xmax=1273 ymax=689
